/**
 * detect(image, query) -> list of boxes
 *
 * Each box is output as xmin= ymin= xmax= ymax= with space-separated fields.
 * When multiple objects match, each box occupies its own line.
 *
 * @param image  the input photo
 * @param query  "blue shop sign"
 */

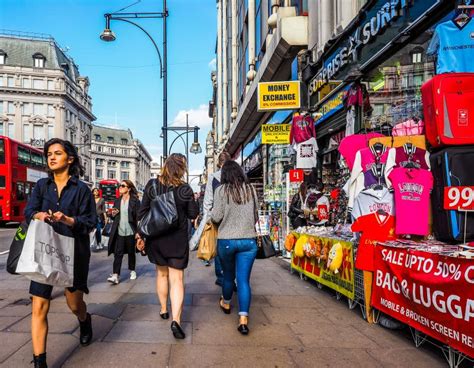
xmin=314 ymin=85 xmax=350 ymax=126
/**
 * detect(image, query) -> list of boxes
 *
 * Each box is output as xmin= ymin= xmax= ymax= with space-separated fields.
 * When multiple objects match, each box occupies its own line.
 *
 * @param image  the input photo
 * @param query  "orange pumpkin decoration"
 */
xmin=284 ymin=233 xmax=296 ymax=252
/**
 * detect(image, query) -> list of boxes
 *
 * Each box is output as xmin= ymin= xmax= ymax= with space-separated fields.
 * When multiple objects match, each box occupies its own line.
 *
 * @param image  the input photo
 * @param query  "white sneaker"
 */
xmin=107 ymin=274 xmax=120 ymax=284
xmin=130 ymin=271 xmax=137 ymax=280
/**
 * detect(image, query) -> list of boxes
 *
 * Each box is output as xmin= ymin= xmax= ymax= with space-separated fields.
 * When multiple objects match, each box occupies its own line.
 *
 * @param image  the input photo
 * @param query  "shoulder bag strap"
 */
xmin=250 ymin=185 xmax=263 ymax=242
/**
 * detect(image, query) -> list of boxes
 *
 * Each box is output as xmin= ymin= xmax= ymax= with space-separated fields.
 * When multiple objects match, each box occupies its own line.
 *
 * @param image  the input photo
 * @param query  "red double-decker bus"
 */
xmin=98 ymin=179 xmax=120 ymax=211
xmin=0 ymin=136 xmax=47 ymax=224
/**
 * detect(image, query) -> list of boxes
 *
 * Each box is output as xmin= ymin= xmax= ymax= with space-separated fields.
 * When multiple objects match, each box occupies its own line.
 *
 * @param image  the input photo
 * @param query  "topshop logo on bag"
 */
xmin=38 ymin=241 xmax=71 ymax=264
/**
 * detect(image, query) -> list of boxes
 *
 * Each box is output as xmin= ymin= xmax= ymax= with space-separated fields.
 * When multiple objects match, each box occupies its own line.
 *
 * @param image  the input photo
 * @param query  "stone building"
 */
xmin=0 ymin=31 xmax=95 ymax=182
xmin=91 ymin=124 xmax=152 ymax=192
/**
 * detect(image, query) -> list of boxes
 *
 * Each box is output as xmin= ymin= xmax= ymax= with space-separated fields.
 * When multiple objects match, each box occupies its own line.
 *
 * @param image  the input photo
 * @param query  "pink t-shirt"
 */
xmin=339 ymin=133 xmax=384 ymax=170
xmin=389 ymin=168 xmax=433 ymax=236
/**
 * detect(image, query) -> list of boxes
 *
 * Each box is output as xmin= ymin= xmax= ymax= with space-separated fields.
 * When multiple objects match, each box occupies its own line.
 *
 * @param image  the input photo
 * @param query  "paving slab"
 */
xmin=169 ymin=344 xmax=296 ymax=368
xmin=182 ymin=305 xmax=270 ymax=324
xmin=0 ymin=304 xmax=31 ymax=318
xmin=289 ymin=347 xmax=381 ymax=368
xmin=0 ymin=332 xmax=31 ymax=364
xmin=83 ymin=291 xmax=123 ymax=304
xmin=9 ymin=312 xmax=79 ymax=334
xmin=0 ymin=316 xmax=25 ymax=331
xmin=86 ymin=303 xmax=126 ymax=320
xmin=72 ymin=314 xmax=115 ymax=343
xmin=262 ymin=307 xmax=326 ymax=325
xmin=265 ymin=295 xmax=324 ymax=308
xmin=62 ymin=342 xmax=171 ymax=367
xmin=367 ymin=347 xmax=447 ymax=367
xmin=192 ymin=293 xmax=269 ymax=307
xmin=104 ymin=320 xmax=192 ymax=344
xmin=117 ymin=292 xmax=159 ymax=305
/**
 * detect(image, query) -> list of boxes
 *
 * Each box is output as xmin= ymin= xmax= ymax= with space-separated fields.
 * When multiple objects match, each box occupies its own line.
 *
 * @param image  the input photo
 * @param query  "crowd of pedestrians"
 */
xmin=19 ymin=138 xmax=261 ymax=368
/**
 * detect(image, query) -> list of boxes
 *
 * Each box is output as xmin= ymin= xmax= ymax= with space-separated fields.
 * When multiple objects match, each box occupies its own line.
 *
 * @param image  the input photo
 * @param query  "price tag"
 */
xmin=289 ymin=169 xmax=304 ymax=183
xmin=443 ymin=186 xmax=474 ymax=210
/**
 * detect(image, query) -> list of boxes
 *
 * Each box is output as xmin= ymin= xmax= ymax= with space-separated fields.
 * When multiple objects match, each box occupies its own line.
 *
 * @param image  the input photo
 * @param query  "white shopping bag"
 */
xmin=89 ymin=229 xmax=97 ymax=249
xmin=16 ymin=220 xmax=75 ymax=287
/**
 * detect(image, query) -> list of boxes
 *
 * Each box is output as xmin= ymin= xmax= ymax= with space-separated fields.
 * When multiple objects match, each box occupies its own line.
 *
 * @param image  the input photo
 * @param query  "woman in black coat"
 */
xmin=137 ymin=154 xmax=199 ymax=340
xmin=107 ymin=180 xmax=141 ymax=284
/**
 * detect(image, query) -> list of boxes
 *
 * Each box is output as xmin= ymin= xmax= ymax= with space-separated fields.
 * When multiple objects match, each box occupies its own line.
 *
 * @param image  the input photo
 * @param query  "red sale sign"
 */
xmin=372 ymin=245 xmax=474 ymax=358
xmin=444 ymin=186 xmax=474 ymax=210
xmin=289 ymin=169 xmax=304 ymax=183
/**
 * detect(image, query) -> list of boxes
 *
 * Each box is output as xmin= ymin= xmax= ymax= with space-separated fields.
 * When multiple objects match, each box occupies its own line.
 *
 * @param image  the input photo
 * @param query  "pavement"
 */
xmin=0 ymin=225 xmax=18 ymax=254
xmin=0 ymin=242 xmax=453 ymax=368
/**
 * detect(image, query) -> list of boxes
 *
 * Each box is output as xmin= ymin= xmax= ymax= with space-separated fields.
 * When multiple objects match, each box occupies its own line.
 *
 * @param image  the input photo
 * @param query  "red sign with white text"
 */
xmin=289 ymin=169 xmax=304 ymax=183
xmin=372 ymin=245 xmax=474 ymax=358
xmin=444 ymin=186 xmax=474 ymax=210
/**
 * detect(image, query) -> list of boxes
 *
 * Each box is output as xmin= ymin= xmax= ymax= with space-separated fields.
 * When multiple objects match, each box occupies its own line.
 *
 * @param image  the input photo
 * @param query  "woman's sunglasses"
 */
xmin=120 ymin=184 xmax=128 ymax=188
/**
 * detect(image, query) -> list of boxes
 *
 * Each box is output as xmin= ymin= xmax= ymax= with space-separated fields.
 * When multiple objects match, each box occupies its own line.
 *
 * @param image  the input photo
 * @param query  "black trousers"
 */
xmin=113 ymin=235 xmax=136 ymax=275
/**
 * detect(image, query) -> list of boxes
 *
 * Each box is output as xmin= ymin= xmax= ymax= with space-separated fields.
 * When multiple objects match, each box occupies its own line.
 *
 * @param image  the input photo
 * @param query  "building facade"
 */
xmin=91 ymin=124 xmax=152 ymax=192
xmin=0 ymin=31 xmax=95 ymax=182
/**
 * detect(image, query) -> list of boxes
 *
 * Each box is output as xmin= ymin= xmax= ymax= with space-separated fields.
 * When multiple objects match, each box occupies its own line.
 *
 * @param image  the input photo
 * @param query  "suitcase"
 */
xmin=430 ymin=147 xmax=474 ymax=243
xmin=421 ymin=73 xmax=474 ymax=147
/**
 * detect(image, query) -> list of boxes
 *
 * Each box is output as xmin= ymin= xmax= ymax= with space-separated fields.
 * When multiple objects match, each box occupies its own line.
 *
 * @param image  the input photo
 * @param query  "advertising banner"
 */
xmin=372 ymin=245 xmax=474 ymax=358
xmin=261 ymin=124 xmax=291 ymax=144
xmin=258 ymin=81 xmax=301 ymax=111
xmin=292 ymin=236 xmax=355 ymax=300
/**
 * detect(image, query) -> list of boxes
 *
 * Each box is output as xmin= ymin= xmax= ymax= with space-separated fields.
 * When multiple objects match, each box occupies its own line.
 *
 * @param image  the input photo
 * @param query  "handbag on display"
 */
xmin=251 ymin=187 xmax=276 ymax=259
xmin=6 ymin=221 xmax=29 ymax=275
xmin=16 ymin=220 xmax=75 ymax=287
xmin=139 ymin=180 xmax=179 ymax=238
xmin=197 ymin=222 xmax=218 ymax=261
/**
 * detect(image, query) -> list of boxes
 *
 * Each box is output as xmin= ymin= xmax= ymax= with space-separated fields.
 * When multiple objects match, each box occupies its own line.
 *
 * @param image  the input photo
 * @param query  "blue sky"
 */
xmin=0 ymin=0 xmax=216 ymax=186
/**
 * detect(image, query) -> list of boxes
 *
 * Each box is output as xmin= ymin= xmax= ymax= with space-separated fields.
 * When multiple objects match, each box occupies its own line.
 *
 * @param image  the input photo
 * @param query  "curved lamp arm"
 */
xmin=168 ymin=131 xmax=189 ymax=154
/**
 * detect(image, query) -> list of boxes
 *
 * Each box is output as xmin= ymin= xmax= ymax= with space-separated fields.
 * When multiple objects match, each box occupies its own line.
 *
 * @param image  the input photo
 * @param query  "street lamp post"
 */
xmin=100 ymin=1 xmax=169 ymax=158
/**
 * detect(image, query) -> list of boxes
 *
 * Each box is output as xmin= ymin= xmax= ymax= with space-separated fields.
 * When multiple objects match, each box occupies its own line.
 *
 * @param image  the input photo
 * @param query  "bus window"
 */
xmin=31 ymin=151 xmax=43 ymax=167
xmin=18 ymin=146 xmax=31 ymax=165
xmin=25 ymin=182 xmax=31 ymax=200
xmin=0 ymin=175 xmax=5 ymax=188
xmin=16 ymin=182 xmax=25 ymax=201
xmin=0 ymin=139 xmax=4 ymax=164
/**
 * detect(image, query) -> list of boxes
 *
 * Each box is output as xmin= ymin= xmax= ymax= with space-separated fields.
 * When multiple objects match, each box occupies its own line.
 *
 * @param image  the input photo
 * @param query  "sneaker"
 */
xmin=107 ymin=274 xmax=120 ymax=285
xmin=130 ymin=271 xmax=137 ymax=280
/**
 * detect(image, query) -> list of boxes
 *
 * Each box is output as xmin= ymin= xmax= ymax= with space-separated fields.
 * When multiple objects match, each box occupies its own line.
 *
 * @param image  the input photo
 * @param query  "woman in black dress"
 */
xmin=137 ymin=154 xmax=199 ymax=339
xmin=107 ymin=180 xmax=141 ymax=284
xmin=24 ymin=139 xmax=97 ymax=368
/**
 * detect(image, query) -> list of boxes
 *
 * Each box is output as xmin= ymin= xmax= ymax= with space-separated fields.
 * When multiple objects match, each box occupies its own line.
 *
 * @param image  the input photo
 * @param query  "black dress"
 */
xmin=138 ymin=179 xmax=199 ymax=269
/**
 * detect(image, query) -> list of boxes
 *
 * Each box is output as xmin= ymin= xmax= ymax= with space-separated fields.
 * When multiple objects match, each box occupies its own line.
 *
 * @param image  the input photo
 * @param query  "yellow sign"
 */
xmin=261 ymin=124 xmax=291 ymax=144
xmin=258 ymin=81 xmax=301 ymax=111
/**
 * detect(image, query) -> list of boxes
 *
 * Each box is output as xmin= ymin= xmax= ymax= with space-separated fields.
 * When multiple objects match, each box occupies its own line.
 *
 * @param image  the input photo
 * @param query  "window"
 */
xmin=0 ymin=101 xmax=3 ymax=113
xmin=0 ymin=123 xmax=3 ymax=136
xmin=123 ymin=149 xmax=129 ymax=156
xmin=47 ymin=104 xmax=54 ymax=117
xmin=121 ymin=161 xmax=130 ymax=168
xmin=0 ymin=77 xmax=3 ymax=87
xmin=18 ymin=146 xmax=30 ymax=165
xmin=0 ymin=51 xmax=6 ymax=65
xmin=110 ymin=147 xmax=116 ymax=154
xmin=412 ymin=52 xmax=422 ymax=64
xmin=7 ymin=123 xmax=14 ymax=138
xmin=121 ymin=172 xmax=129 ymax=180
xmin=48 ymin=125 xmax=54 ymax=139
xmin=0 ymin=138 xmax=5 ymax=164
xmin=7 ymin=76 xmax=14 ymax=87
xmin=97 ymin=145 xmax=102 ymax=152
xmin=95 ymin=134 xmax=101 ymax=141
xmin=16 ymin=182 xmax=25 ymax=201
xmin=121 ymin=138 xmax=128 ymax=145
xmin=108 ymin=170 xmax=116 ymax=179
xmin=33 ymin=125 xmax=45 ymax=140
xmin=21 ymin=103 xmax=30 ymax=115
xmin=33 ymin=103 xmax=45 ymax=115
xmin=96 ymin=169 xmax=103 ymax=178
xmin=33 ymin=53 xmax=45 ymax=68
xmin=7 ymin=102 xmax=15 ymax=114
xmin=22 ymin=78 xmax=31 ymax=88
xmin=47 ymin=80 xmax=55 ymax=90
xmin=33 ymin=79 xmax=45 ymax=89
xmin=23 ymin=124 xmax=32 ymax=142
xmin=31 ymin=152 xmax=43 ymax=167
xmin=108 ymin=136 xmax=114 ymax=144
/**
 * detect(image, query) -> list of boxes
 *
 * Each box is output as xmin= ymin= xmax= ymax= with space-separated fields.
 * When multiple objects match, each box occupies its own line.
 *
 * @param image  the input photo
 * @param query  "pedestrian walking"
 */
xmin=190 ymin=152 xmax=231 ymax=275
xmin=92 ymin=188 xmax=106 ymax=250
xmin=288 ymin=182 xmax=308 ymax=229
xmin=211 ymin=160 xmax=258 ymax=335
xmin=137 ymin=154 xmax=199 ymax=339
xmin=107 ymin=180 xmax=141 ymax=284
xmin=24 ymin=138 xmax=96 ymax=368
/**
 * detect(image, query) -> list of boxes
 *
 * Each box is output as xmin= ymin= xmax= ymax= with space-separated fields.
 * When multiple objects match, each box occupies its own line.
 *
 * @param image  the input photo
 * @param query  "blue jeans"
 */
xmin=218 ymin=238 xmax=257 ymax=316
xmin=214 ymin=254 xmax=223 ymax=283
xmin=95 ymin=220 xmax=103 ymax=244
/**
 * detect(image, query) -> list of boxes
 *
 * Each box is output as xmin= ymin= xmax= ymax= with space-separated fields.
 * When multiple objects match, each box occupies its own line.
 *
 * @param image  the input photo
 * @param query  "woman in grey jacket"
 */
xmin=211 ymin=160 xmax=257 ymax=335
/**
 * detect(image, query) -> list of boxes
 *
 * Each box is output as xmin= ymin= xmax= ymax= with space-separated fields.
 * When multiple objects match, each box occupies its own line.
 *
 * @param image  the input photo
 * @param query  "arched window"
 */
xmin=32 ymin=53 xmax=46 ymax=68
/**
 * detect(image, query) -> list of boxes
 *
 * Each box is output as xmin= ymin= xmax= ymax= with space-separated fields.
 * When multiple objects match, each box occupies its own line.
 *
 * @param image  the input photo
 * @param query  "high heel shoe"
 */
xmin=219 ymin=297 xmax=231 ymax=315
xmin=170 ymin=321 xmax=186 ymax=339
xmin=159 ymin=311 xmax=169 ymax=320
xmin=237 ymin=324 xmax=249 ymax=335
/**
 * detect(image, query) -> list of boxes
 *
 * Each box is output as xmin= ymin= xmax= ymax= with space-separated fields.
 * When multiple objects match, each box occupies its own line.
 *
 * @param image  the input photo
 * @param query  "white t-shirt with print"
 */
xmin=296 ymin=137 xmax=318 ymax=169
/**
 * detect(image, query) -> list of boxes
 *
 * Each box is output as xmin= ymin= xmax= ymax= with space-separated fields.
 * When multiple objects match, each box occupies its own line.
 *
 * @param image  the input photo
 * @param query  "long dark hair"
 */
xmin=160 ymin=153 xmax=186 ymax=187
xmin=44 ymin=138 xmax=84 ymax=177
xmin=122 ymin=179 xmax=139 ymax=199
xmin=220 ymin=160 xmax=252 ymax=205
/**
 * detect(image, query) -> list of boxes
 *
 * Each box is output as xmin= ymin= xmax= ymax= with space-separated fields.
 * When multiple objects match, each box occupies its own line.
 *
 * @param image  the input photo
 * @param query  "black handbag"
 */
xmin=251 ymin=188 xmax=276 ymax=259
xmin=139 ymin=180 xmax=178 ymax=238
xmin=7 ymin=221 xmax=29 ymax=275
xmin=102 ymin=221 xmax=113 ymax=237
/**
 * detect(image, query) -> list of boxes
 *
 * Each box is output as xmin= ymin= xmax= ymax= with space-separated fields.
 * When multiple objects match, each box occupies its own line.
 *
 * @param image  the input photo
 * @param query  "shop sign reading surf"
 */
xmin=258 ymin=81 xmax=301 ymax=111
xmin=309 ymin=0 xmax=416 ymax=96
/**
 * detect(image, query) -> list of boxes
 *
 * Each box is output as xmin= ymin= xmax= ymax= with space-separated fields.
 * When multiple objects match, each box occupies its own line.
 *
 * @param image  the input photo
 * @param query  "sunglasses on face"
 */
xmin=120 ymin=184 xmax=128 ymax=188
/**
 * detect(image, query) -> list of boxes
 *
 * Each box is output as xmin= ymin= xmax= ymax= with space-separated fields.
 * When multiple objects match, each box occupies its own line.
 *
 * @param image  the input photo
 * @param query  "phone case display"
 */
xmin=427 ymin=17 xmax=474 ymax=74
xmin=351 ymin=187 xmax=394 ymax=220
xmin=339 ymin=133 xmax=384 ymax=170
xmin=430 ymin=147 xmax=474 ymax=243
xmin=296 ymin=137 xmax=318 ymax=169
xmin=351 ymin=212 xmax=396 ymax=271
xmin=421 ymin=73 xmax=474 ymax=147
xmin=388 ymin=167 xmax=433 ymax=236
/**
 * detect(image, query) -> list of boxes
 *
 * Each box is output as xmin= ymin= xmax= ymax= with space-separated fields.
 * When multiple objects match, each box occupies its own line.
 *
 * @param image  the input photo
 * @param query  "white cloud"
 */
xmin=172 ymin=104 xmax=211 ymax=129
xmin=208 ymin=57 xmax=216 ymax=70
xmin=145 ymin=144 xmax=164 ymax=163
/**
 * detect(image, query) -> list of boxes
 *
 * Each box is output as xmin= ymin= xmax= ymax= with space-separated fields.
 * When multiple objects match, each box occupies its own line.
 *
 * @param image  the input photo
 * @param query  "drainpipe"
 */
xmin=231 ymin=0 xmax=238 ymax=121
xmin=222 ymin=0 xmax=229 ymax=134
xmin=247 ymin=0 xmax=257 ymax=83
xmin=217 ymin=0 xmax=223 ymax=144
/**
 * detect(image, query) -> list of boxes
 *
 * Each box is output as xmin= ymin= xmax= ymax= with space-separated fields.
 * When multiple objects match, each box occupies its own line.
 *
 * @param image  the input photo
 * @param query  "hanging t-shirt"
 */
xmin=385 ymin=144 xmax=431 ymax=188
xmin=351 ymin=187 xmax=394 ymax=221
xmin=427 ymin=18 xmax=474 ymax=74
xmin=339 ymin=133 xmax=384 ymax=170
xmin=388 ymin=168 xmax=433 ymax=236
xmin=296 ymin=137 xmax=318 ymax=169
xmin=290 ymin=114 xmax=316 ymax=145
xmin=351 ymin=212 xmax=396 ymax=271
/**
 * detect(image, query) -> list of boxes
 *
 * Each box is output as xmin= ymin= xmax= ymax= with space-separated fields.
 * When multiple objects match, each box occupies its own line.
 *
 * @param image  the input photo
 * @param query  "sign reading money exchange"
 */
xmin=308 ymin=0 xmax=440 ymax=98
xmin=258 ymin=81 xmax=301 ymax=111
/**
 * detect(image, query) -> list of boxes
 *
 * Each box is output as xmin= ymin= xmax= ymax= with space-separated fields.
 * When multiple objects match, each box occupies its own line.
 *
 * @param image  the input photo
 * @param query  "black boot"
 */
xmin=79 ymin=313 xmax=93 ymax=346
xmin=33 ymin=353 xmax=47 ymax=368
